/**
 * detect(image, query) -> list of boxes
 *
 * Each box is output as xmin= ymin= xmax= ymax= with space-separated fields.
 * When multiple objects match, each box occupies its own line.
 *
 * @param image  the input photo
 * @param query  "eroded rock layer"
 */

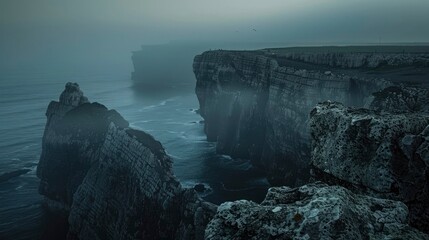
xmin=278 ymin=51 xmax=429 ymax=69
xmin=37 ymin=83 xmax=215 ymax=240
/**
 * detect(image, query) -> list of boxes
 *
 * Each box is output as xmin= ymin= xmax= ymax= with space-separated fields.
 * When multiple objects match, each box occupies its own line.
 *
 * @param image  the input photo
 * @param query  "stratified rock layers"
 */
xmin=279 ymin=51 xmax=429 ymax=69
xmin=310 ymin=87 xmax=429 ymax=232
xmin=193 ymin=50 xmax=390 ymax=185
xmin=206 ymin=182 xmax=428 ymax=240
xmin=37 ymin=83 xmax=215 ymax=240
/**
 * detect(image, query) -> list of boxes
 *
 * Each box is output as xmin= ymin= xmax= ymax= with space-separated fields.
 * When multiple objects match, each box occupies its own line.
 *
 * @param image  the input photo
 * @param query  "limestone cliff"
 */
xmin=278 ymin=51 xmax=429 ymax=69
xmin=205 ymin=182 xmax=429 ymax=240
xmin=193 ymin=50 xmax=391 ymax=185
xmin=37 ymin=83 xmax=216 ymax=240
xmin=310 ymin=87 xmax=429 ymax=232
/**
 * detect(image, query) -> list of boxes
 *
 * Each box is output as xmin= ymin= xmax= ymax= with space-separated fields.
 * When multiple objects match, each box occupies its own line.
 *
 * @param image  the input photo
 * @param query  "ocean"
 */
xmin=0 ymin=66 xmax=269 ymax=239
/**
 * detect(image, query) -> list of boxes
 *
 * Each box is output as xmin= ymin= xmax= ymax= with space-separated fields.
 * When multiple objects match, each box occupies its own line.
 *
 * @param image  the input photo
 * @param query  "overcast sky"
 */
xmin=1 ymin=0 xmax=429 ymax=69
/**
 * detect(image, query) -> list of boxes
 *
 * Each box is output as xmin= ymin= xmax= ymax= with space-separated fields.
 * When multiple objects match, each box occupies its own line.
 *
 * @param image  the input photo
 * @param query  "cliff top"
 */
xmin=264 ymin=45 xmax=429 ymax=54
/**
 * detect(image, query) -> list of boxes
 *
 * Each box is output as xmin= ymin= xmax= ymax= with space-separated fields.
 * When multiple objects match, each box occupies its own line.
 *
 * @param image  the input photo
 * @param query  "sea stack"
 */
xmin=37 ymin=82 xmax=216 ymax=240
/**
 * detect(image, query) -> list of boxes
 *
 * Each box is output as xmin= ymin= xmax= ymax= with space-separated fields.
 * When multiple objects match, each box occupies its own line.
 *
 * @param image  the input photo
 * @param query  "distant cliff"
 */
xmin=131 ymin=44 xmax=200 ymax=89
xmin=193 ymin=50 xmax=391 ymax=185
xmin=37 ymin=83 xmax=216 ymax=240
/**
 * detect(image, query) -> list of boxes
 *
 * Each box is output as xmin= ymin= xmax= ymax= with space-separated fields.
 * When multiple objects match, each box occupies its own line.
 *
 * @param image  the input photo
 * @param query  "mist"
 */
xmin=1 ymin=0 xmax=429 ymax=72
xmin=2 ymin=1 xmax=429 ymax=239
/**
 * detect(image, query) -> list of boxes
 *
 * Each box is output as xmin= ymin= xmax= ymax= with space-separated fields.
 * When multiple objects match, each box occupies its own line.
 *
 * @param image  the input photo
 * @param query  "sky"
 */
xmin=1 ymin=0 xmax=429 ymax=70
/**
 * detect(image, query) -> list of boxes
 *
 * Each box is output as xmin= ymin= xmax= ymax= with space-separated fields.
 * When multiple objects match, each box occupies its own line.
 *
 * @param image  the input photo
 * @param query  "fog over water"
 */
xmin=1 ymin=0 xmax=429 ymax=71
xmin=1 ymin=1 xmax=429 ymax=239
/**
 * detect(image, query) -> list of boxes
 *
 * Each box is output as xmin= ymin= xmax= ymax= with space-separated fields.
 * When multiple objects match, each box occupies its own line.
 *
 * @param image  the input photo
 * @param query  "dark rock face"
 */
xmin=205 ymin=182 xmax=429 ymax=240
xmin=193 ymin=50 xmax=390 ymax=185
xmin=310 ymin=95 xmax=429 ymax=232
xmin=37 ymin=83 xmax=216 ymax=240
xmin=194 ymin=183 xmax=206 ymax=193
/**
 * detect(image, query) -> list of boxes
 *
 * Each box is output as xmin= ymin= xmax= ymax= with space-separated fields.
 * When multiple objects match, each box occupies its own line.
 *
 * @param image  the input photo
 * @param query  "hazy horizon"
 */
xmin=1 ymin=0 xmax=429 ymax=70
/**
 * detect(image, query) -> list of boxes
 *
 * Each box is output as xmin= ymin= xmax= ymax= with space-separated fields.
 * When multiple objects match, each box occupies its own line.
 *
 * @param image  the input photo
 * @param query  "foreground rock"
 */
xmin=206 ymin=182 xmax=428 ymax=240
xmin=193 ymin=50 xmax=391 ymax=185
xmin=310 ymin=90 xmax=429 ymax=232
xmin=37 ymin=83 xmax=216 ymax=240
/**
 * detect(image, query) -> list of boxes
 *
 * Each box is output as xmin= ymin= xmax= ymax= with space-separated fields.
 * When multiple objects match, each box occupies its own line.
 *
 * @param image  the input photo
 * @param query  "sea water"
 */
xmin=0 ymin=67 xmax=268 ymax=239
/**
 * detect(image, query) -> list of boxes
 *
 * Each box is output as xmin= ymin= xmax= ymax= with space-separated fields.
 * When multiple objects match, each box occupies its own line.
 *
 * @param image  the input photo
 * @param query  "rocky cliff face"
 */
xmin=193 ymin=50 xmax=391 ymax=185
xmin=278 ymin=51 xmax=429 ymax=69
xmin=310 ymin=86 xmax=429 ymax=233
xmin=205 ymin=182 xmax=428 ymax=240
xmin=37 ymin=83 xmax=216 ymax=240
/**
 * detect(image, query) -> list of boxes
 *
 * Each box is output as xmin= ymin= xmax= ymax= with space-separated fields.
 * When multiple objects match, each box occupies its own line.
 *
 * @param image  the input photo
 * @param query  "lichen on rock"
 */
xmin=310 ymin=91 xmax=429 ymax=233
xmin=205 ymin=182 xmax=428 ymax=240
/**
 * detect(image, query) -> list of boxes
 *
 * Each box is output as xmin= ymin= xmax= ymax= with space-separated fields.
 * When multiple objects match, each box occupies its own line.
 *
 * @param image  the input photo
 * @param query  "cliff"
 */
xmin=275 ymin=51 xmax=429 ymax=69
xmin=310 ymin=86 xmax=429 ymax=232
xmin=193 ymin=50 xmax=392 ymax=185
xmin=37 ymin=83 xmax=216 ymax=240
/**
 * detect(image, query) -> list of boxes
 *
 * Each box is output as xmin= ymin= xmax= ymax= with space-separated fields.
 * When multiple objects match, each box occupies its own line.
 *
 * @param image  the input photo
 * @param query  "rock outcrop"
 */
xmin=193 ymin=50 xmax=391 ymax=185
xmin=310 ymin=87 xmax=429 ymax=232
xmin=205 ymin=182 xmax=429 ymax=240
xmin=37 ymin=83 xmax=216 ymax=240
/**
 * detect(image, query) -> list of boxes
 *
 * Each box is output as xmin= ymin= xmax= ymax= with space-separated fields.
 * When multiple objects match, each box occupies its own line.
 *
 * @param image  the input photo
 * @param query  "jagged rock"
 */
xmin=59 ymin=82 xmax=89 ymax=107
xmin=193 ymin=50 xmax=390 ymax=185
xmin=370 ymin=86 xmax=429 ymax=113
xmin=205 ymin=182 xmax=429 ymax=240
xmin=310 ymin=100 xmax=429 ymax=233
xmin=37 ymin=83 xmax=216 ymax=240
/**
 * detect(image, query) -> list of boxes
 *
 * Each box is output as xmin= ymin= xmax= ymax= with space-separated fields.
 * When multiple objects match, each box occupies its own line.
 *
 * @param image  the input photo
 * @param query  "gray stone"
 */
xmin=205 ymin=182 xmax=429 ymax=240
xmin=310 ymin=99 xmax=429 ymax=233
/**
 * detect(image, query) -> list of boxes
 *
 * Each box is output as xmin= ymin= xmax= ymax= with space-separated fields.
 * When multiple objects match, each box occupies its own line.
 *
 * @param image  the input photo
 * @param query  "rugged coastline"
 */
xmin=193 ymin=49 xmax=394 ymax=185
xmin=36 ymin=47 xmax=429 ymax=239
xmin=193 ymin=47 xmax=429 ymax=234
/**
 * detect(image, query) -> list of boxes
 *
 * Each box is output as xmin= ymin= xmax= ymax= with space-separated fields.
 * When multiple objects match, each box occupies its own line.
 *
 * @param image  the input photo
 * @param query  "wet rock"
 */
xmin=205 ymin=182 xmax=429 ymax=240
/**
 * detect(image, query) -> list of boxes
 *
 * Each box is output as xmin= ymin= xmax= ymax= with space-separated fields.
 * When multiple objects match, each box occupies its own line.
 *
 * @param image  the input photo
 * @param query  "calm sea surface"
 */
xmin=0 ymin=67 xmax=268 ymax=239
